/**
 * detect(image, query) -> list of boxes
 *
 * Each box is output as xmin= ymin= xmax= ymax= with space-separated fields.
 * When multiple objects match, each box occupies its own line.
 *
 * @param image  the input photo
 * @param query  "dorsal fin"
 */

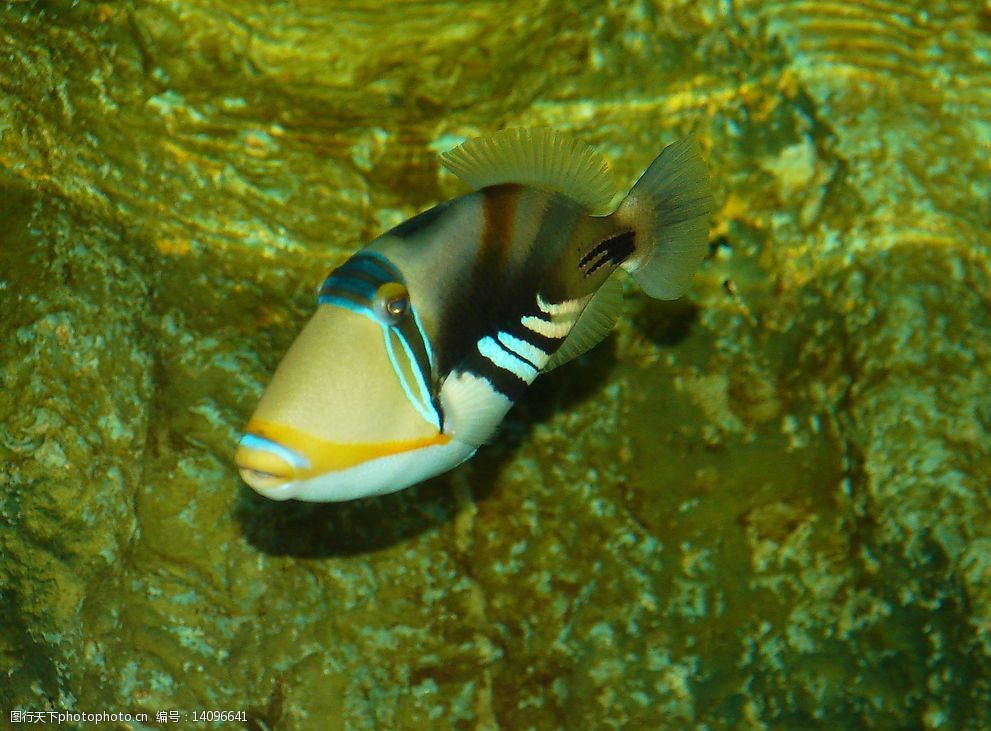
xmin=440 ymin=128 xmax=616 ymax=215
xmin=542 ymin=274 xmax=624 ymax=372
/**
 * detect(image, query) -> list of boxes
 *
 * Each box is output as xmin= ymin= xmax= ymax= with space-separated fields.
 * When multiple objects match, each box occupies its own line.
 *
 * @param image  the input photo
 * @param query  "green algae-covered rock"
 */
xmin=2 ymin=0 xmax=990 ymax=728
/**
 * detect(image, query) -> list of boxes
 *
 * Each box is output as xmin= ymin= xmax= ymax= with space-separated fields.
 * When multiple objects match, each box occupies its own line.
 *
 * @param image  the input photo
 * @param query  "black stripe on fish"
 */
xmin=394 ymin=314 xmax=443 ymax=429
xmin=335 ymin=267 xmax=380 ymax=288
xmin=509 ymin=309 xmax=565 ymax=352
xmin=431 ymin=186 xmax=528 ymax=377
xmin=495 ymin=333 xmax=540 ymax=370
xmin=319 ymin=287 xmax=368 ymax=310
xmin=389 ymin=200 xmax=452 ymax=239
xmin=462 ymin=349 xmax=530 ymax=402
xmin=338 ymin=251 xmax=401 ymax=282
xmin=430 ymin=189 xmax=579 ymax=399
xmin=318 ymin=275 xmax=375 ymax=302
xmin=579 ymin=230 xmax=635 ymax=277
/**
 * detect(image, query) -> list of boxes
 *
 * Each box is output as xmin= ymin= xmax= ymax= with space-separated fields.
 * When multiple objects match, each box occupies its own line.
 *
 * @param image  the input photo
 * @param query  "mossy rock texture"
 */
xmin=2 ymin=1 xmax=990 ymax=728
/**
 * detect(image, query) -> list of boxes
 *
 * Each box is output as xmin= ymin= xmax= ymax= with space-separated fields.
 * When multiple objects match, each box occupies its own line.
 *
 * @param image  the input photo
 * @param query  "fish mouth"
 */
xmin=235 ymin=433 xmax=305 ymax=498
xmin=235 ymin=417 xmax=458 ymax=502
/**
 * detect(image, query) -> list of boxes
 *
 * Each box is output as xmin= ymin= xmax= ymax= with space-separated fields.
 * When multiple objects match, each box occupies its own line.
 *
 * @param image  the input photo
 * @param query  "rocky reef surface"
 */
xmin=1 ymin=0 xmax=989 ymax=728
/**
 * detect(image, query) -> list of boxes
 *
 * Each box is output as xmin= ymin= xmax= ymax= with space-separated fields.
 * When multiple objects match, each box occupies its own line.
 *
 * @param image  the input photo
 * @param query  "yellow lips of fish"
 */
xmin=235 ymin=418 xmax=452 ymax=494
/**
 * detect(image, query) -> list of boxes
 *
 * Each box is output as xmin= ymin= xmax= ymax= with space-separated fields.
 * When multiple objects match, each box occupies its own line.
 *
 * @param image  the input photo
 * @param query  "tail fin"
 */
xmin=617 ymin=136 xmax=715 ymax=299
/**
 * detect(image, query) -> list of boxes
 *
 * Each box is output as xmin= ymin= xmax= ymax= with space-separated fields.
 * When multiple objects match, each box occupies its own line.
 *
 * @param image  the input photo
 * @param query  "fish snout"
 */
xmin=235 ymin=433 xmax=304 ymax=498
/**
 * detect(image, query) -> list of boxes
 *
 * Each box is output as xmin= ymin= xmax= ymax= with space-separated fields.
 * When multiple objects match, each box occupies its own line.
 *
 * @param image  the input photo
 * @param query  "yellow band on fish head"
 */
xmin=236 ymin=418 xmax=451 ymax=492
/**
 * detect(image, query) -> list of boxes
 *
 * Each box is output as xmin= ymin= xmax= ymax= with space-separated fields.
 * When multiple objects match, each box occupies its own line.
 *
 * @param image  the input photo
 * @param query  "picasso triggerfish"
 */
xmin=236 ymin=128 xmax=714 ymax=501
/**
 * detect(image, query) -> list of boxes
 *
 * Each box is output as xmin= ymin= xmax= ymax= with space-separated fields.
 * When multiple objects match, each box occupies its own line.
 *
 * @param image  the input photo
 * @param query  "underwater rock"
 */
xmin=1 ymin=0 xmax=989 ymax=727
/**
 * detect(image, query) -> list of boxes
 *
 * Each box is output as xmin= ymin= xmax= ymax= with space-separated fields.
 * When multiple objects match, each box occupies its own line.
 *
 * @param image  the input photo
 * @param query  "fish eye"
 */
xmin=373 ymin=282 xmax=410 ymax=325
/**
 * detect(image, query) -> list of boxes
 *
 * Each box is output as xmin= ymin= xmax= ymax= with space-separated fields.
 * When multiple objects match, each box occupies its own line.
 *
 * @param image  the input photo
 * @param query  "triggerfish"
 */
xmin=236 ymin=128 xmax=714 ymax=501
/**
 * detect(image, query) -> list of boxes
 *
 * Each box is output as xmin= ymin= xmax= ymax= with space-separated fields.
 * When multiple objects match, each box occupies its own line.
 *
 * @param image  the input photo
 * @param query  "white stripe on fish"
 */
xmin=477 ymin=336 xmax=539 ymax=383
xmin=496 ymin=331 xmax=550 ymax=370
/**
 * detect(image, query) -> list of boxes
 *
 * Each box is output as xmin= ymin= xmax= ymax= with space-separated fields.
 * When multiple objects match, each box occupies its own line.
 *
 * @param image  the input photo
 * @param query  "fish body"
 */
xmin=237 ymin=128 xmax=714 ymax=501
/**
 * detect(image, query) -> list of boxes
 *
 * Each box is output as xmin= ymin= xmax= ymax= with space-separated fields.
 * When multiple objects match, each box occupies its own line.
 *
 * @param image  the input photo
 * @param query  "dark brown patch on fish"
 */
xmin=480 ymin=183 xmax=522 ymax=266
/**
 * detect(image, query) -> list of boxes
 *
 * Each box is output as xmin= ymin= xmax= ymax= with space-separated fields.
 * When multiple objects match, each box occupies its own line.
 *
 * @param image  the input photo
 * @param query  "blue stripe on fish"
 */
xmin=319 ymin=276 xmax=377 ymax=301
xmin=238 ymin=433 xmax=311 ymax=469
xmin=393 ymin=322 xmax=439 ymax=428
xmin=318 ymin=251 xmax=403 ymax=305
xmin=384 ymin=328 xmax=440 ymax=429
xmin=338 ymin=251 xmax=400 ymax=280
